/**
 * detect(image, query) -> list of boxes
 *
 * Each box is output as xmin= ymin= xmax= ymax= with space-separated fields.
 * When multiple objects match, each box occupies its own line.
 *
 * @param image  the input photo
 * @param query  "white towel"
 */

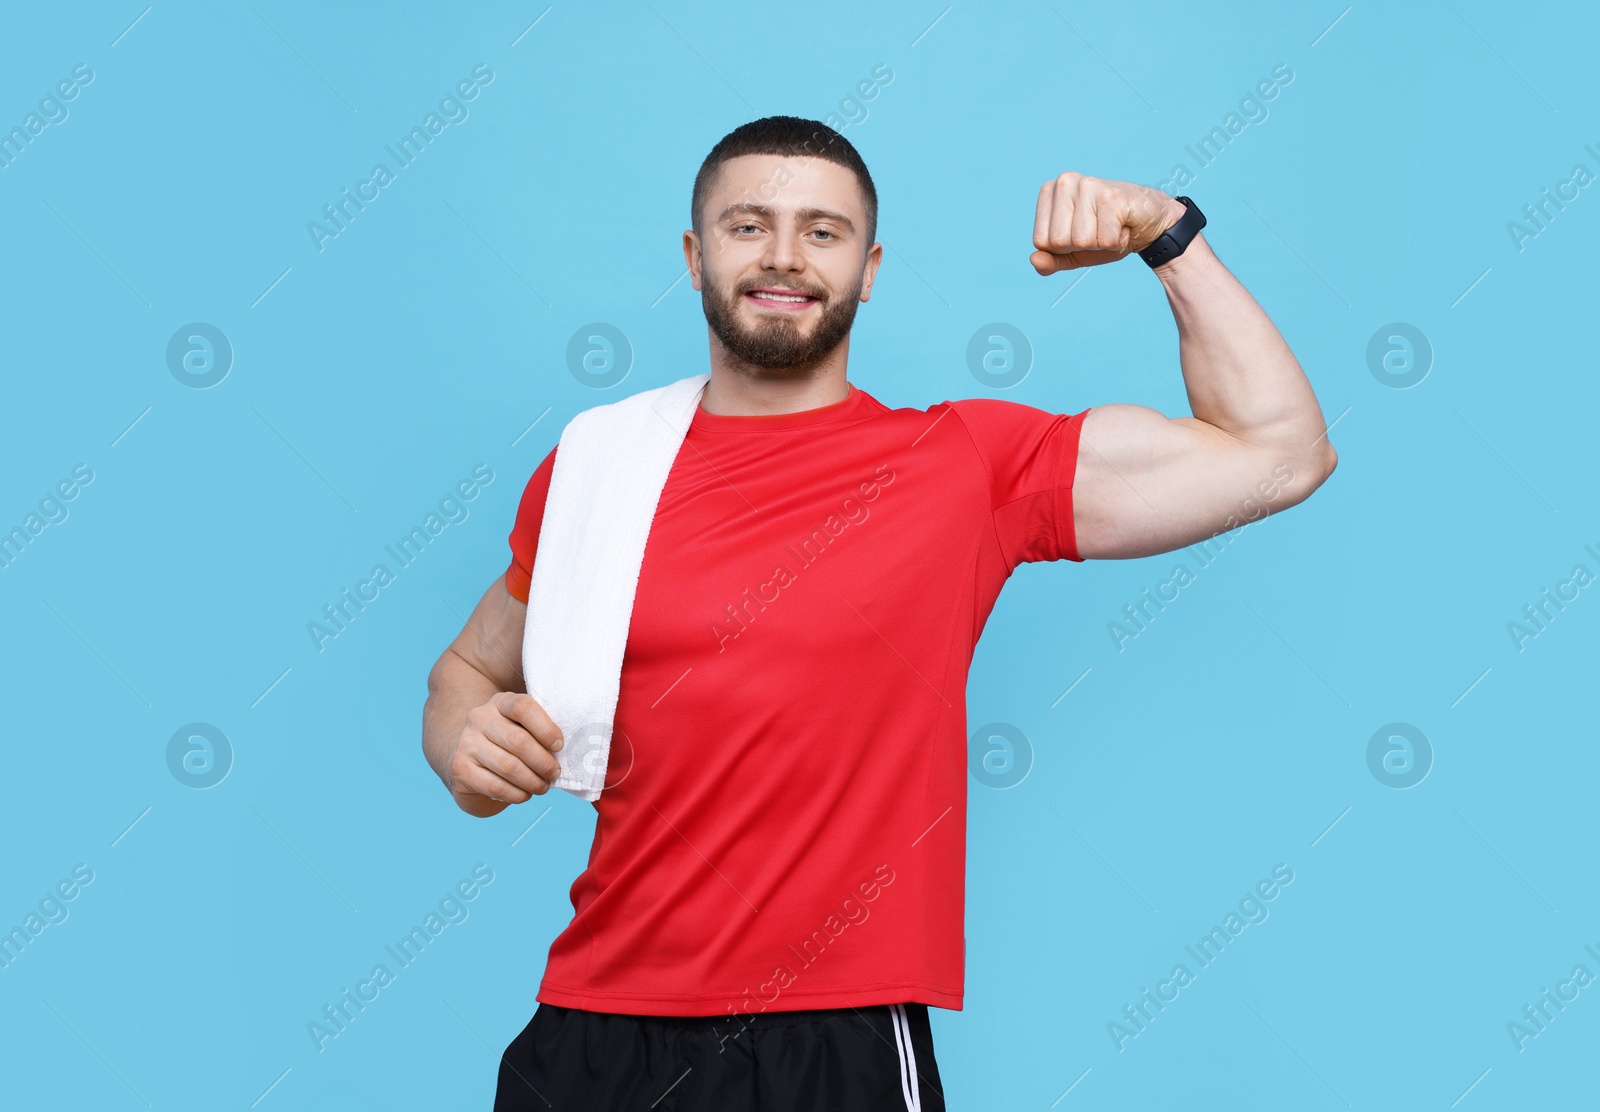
xmin=521 ymin=372 xmax=711 ymax=801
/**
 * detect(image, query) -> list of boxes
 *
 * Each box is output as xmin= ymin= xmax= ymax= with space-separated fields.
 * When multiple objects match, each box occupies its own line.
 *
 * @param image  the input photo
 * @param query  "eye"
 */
xmin=810 ymin=228 xmax=835 ymax=241
xmin=734 ymin=222 xmax=759 ymax=235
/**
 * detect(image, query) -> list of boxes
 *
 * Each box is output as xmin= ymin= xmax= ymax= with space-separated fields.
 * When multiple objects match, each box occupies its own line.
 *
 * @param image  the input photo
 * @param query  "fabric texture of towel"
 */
xmin=521 ymin=372 xmax=711 ymax=802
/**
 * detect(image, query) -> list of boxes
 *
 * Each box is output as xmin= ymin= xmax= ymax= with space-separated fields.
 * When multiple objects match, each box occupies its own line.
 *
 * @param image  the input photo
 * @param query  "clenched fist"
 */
xmin=1030 ymin=173 xmax=1189 ymax=275
xmin=446 ymin=691 xmax=565 ymax=813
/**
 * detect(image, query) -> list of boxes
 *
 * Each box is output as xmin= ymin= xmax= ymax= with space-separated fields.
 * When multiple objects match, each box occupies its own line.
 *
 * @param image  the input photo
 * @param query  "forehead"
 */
xmin=703 ymin=153 xmax=866 ymax=222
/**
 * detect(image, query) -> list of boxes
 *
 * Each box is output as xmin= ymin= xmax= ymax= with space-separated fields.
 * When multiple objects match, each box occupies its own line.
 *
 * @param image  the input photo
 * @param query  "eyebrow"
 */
xmin=715 ymin=201 xmax=856 ymax=234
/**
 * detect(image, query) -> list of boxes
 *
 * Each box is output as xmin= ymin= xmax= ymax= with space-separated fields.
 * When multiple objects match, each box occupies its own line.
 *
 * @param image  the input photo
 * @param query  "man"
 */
xmin=421 ymin=116 xmax=1336 ymax=1110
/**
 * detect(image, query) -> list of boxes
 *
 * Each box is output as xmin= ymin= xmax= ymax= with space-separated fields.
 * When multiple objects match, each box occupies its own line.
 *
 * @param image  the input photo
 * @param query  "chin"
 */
xmin=701 ymin=283 xmax=858 ymax=373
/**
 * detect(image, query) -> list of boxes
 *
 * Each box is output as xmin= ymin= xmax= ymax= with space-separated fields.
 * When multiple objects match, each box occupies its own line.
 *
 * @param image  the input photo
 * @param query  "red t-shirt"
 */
xmin=504 ymin=384 xmax=1088 ymax=1018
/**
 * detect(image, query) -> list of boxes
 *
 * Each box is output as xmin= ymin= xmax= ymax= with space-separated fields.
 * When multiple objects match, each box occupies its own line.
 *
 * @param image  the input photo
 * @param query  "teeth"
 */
xmin=751 ymin=292 xmax=810 ymax=302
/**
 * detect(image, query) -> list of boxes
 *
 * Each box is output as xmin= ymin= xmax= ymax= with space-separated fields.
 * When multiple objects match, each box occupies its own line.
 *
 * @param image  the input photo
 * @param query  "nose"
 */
xmin=761 ymin=220 xmax=805 ymax=274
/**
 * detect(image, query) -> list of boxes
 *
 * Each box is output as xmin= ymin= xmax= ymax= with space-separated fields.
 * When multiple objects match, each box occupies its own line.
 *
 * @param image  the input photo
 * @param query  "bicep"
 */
xmin=438 ymin=575 xmax=527 ymax=693
xmin=1072 ymin=403 xmax=1307 ymax=560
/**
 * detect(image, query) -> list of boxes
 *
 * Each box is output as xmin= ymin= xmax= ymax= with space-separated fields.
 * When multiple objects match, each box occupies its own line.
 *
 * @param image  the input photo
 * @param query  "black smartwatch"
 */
xmin=1138 ymin=196 xmax=1206 ymax=268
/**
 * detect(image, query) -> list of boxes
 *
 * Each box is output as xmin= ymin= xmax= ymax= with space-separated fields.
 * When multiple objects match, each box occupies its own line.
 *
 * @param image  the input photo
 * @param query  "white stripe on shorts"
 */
xmin=889 ymin=1003 xmax=921 ymax=1112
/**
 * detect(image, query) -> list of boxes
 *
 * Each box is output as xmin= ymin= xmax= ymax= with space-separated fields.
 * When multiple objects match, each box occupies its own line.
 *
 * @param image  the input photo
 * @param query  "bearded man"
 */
xmin=422 ymin=116 xmax=1337 ymax=1111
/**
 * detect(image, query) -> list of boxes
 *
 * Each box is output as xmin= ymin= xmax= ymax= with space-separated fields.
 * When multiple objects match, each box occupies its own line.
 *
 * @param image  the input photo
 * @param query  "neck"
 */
xmin=699 ymin=333 xmax=852 ymax=416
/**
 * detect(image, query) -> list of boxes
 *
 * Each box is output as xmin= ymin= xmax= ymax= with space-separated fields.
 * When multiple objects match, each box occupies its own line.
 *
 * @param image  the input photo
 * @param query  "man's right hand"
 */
xmin=424 ymin=577 xmax=566 ymax=817
xmin=446 ymin=691 xmax=566 ymax=814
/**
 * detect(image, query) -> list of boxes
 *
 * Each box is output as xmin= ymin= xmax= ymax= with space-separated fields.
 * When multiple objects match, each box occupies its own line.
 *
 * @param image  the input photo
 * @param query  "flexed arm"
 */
xmin=1030 ymin=173 xmax=1338 ymax=559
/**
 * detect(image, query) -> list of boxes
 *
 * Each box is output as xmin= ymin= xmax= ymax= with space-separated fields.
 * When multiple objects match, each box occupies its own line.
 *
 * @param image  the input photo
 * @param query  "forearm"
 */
xmin=1152 ymin=233 xmax=1333 ymax=469
xmin=423 ymin=650 xmax=509 ymax=818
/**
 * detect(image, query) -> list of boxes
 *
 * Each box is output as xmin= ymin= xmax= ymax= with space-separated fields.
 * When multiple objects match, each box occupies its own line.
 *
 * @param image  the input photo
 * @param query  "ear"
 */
xmin=683 ymin=229 xmax=703 ymax=291
xmin=858 ymin=240 xmax=884 ymax=303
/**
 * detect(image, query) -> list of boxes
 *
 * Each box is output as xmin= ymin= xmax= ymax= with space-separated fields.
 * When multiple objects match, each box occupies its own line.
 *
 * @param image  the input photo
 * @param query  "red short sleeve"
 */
xmin=504 ymin=447 xmax=558 ymax=603
xmin=945 ymin=398 xmax=1090 ymax=566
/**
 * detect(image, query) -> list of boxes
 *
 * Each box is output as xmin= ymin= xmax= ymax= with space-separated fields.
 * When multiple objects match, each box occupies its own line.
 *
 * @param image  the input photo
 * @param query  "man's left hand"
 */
xmin=1030 ymin=173 xmax=1187 ymax=275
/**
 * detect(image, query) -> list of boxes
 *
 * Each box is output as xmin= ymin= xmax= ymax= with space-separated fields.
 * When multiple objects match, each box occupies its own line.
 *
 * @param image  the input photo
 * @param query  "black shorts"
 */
xmin=494 ymin=1001 xmax=946 ymax=1111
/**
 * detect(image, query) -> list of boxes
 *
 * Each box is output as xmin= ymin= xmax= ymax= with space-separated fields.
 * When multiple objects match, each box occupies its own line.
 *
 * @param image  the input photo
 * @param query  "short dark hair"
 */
xmin=691 ymin=116 xmax=878 ymax=247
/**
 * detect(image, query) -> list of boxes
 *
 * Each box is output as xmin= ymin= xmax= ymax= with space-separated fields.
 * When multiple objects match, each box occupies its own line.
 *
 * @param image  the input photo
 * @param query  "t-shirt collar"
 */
xmin=690 ymin=382 xmax=868 ymax=433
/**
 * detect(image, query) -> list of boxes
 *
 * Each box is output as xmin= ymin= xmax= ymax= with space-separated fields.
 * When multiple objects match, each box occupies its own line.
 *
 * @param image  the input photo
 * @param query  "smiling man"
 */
xmin=421 ymin=116 xmax=1337 ymax=1111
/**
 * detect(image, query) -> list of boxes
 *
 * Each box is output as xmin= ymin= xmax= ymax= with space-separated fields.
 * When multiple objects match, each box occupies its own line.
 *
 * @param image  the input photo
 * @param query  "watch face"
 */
xmin=1167 ymin=198 xmax=1203 ymax=237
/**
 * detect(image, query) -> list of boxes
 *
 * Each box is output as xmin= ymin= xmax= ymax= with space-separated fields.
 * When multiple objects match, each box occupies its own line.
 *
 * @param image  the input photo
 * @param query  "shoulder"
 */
xmin=939 ymin=396 xmax=1081 ymax=459
xmin=510 ymin=446 xmax=558 ymax=518
xmin=942 ymin=395 xmax=1069 ymax=428
xmin=845 ymin=390 xmax=1078 ymax=456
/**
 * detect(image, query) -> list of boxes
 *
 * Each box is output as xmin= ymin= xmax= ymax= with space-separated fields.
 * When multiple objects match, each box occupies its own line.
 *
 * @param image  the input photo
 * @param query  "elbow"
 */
xmin=1281 ymin=441 xmax=1337 ymax=508
xmin=1316 ymin=440 xmax=1338 ymax=485
xmin=425 ymin=653 xmax=449 ymax=701
xmin=1308 ymin=440 xmax=1338 ymax=488
xmin=1252 ymin=439 xmax=1336 ymax=516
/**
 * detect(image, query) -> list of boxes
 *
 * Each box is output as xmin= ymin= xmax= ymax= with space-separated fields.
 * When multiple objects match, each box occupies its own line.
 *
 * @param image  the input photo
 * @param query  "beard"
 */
xmin=700 ymin=266 xmax=863 ymax=376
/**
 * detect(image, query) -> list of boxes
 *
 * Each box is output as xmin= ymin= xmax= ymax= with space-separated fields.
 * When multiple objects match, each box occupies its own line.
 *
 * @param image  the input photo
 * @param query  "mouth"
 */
xmin=744 ymin=287 xmax=820 ymax=312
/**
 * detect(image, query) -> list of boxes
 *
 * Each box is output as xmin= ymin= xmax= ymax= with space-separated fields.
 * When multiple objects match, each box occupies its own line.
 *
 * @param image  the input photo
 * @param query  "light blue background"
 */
xmin=2 ymin=1 xmax=1594 ymax=1108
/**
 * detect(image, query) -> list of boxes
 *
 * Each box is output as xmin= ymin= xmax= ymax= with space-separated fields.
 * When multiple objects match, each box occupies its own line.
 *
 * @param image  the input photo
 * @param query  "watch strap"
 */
xmin=1138 ymin=196 xmax=1206 ymax=268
